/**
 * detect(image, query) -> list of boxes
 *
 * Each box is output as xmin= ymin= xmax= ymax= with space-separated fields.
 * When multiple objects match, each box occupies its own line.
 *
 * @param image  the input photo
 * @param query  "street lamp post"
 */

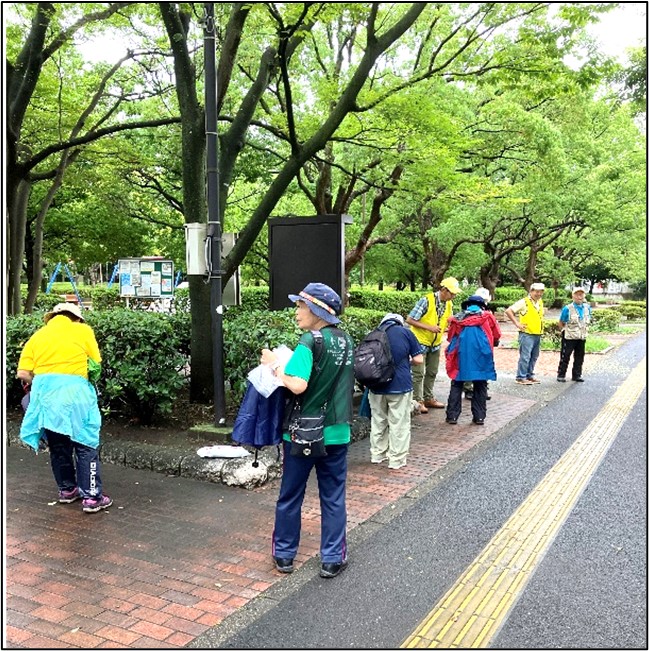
xmin=204 ymin=2 xmax=226 ymax=425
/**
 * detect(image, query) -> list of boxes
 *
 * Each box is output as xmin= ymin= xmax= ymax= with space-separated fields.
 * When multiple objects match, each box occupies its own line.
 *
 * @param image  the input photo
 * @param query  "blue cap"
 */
xmin=288 ymin=282 xmax=341 ymax=324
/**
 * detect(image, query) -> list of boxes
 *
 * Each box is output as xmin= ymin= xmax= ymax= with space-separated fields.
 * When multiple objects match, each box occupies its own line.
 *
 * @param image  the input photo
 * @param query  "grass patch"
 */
xmin=584 ymin=336 xmax=614 ymax=353
xmin=511 ymin=336 xmax=614 ymax=353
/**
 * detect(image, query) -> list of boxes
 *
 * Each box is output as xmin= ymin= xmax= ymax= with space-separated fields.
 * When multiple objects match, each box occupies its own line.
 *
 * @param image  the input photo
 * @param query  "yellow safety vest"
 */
xmin=410 ymin=293 xmax=453 ymax=347
xmin=519 ymin=297 xmax=544 ymax=335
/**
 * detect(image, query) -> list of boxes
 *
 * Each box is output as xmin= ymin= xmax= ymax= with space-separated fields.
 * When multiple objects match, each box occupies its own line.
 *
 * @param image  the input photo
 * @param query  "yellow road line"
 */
xmin=402 ymin=359 xmax=646 ymax=649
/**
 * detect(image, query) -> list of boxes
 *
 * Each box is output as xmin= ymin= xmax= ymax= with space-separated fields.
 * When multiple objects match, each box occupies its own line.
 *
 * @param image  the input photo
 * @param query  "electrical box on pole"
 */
xmin=184 ymin=224 xmax=240 ymax=305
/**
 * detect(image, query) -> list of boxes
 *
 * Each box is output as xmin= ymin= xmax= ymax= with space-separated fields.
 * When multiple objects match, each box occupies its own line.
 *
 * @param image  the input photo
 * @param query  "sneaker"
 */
xmin=527 ymin=378 xmax=541 ymax=384
xmin=464 ymin=391 xmax=473 ymax=400
xmin=388 ymin=461 xmax=406 ymax=470
xmin=472 ymin=418 xmax=485 ymax=425
xmin=320 ymin=559 xmax=348 ymax=578
xmin=445 ymin=418 xmax=458 ymax=425
xmin=515 ymin=378 xmax=533 ymax=385
xmin=572 ymin=377 xmax=585 ymax=382
xmin=370 ymin=456 xmax=387 ymax=464
xmin=557 ymin=377 xmax=566 ymax=383
xmin=82 ymin=495 xmax=113 ymax=513
xmin=273 ymin=557 xmax=294 ymax=574
xmin=58 ymin=487 xmax=80 ymax=504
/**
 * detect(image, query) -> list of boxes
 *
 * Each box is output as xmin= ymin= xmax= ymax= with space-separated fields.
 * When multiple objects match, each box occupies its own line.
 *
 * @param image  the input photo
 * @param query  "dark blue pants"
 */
xmin=273 ymin=440 xmax=348 ymax=564
xmin=46 ymin=429 xmax=103 ymax=498
xmin=446 ymin=380 xmax=488 ymax=421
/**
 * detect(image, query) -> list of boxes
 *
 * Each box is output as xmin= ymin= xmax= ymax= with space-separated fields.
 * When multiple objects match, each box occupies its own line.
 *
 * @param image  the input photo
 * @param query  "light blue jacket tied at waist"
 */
xmin=20 ymin=373 xmax=101 ymax=451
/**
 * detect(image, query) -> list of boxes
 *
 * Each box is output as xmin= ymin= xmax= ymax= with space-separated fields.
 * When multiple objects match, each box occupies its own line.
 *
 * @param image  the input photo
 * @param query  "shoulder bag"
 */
xmin=288 ymin=333 xmax=348 ymax=459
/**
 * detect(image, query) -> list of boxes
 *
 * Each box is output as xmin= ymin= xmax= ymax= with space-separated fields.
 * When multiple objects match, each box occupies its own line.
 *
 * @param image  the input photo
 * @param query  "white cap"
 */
xmin=474 ymin=287 xmax=491 ymax=303
xmin=380 ymin=313 xmax=404 ymax=326
xmin=530 ymin=283 xmax=545 ymax=291
xmin=572 ymin=286 xmax=586 ymax=295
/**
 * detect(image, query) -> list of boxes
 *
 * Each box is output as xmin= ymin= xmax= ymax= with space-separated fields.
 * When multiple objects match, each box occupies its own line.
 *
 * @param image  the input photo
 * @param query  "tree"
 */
xmin=6 ymin=3 xmax=180 ymax=314
xmin=160 ymin=2 xmax=428 ymax=399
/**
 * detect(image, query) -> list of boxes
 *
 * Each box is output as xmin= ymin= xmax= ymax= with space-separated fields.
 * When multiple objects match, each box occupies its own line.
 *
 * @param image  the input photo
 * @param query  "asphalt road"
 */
xmin=192 ymin=333 xmax=647 ymax=649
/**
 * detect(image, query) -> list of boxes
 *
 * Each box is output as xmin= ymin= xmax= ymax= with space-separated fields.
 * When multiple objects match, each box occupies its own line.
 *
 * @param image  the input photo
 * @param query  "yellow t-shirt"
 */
xmin=18 ymin=315 xmax=101 ymax=379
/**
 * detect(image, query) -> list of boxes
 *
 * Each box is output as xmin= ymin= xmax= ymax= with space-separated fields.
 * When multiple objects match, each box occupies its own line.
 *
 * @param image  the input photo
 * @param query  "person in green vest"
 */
xmin=406 ymin=277 xmax=461 ymax=413
xmin=504 ymin=282 xmax=545 ymax=385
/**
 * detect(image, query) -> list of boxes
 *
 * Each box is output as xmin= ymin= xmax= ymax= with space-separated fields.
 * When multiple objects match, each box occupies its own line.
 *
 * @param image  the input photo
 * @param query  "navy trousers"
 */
xmin=446 ymin=380 xmax=488 ymax=422
xmin=273 ymin=440 xmax=348 ymax=564
xmin=46 ymin=429 xmax=103 ymax=498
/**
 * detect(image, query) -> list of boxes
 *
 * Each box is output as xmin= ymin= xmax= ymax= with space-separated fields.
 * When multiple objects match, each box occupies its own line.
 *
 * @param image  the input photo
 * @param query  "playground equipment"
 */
xmin=45 ymin=262 xmax=83 ymax=307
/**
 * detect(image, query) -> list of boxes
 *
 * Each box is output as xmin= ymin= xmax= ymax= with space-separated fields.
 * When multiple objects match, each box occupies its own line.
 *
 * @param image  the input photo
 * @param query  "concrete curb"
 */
xmin=5 ymin=416 xmax=371 ymax=489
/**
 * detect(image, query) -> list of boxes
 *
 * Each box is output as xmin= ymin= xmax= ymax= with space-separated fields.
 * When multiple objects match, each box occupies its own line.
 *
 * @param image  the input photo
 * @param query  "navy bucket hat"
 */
xmin=461 ymin=294 xmax=488 ymax=311
xmin=288 ymin=282 xmax=342 ymax=324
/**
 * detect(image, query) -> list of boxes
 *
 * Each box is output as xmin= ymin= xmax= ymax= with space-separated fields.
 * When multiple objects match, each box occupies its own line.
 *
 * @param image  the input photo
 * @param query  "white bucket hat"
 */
xmin=44 ymin=302 xmax=85 ymax=323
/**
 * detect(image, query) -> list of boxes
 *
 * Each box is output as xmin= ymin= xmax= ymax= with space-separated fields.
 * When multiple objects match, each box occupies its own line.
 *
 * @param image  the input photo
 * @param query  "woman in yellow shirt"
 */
xmin=17 ymin=303 xmax=113 ymax=513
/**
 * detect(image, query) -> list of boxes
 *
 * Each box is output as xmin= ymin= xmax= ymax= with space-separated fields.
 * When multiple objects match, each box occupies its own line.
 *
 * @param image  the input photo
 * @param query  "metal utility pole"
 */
xmin=204 ymin=2 xmax=226 ymax=425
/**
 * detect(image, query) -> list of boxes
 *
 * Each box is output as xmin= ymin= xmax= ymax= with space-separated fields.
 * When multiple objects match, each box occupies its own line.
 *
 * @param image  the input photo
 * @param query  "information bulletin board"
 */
xmin=118 ymin=258 xmax=174 ymax=298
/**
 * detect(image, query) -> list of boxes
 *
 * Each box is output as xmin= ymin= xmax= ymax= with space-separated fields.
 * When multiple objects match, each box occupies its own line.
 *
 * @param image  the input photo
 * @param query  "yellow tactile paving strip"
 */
xmin=402 ymin=358 xmax=646 ymax=649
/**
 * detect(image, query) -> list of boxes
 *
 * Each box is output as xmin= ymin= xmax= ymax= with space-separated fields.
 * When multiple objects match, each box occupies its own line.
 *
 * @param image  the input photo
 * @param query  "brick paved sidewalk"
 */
xmin=5 ymin=382 xmax=537 ymax=649
xmin=7 ymin=312 xmax=616 ymax=649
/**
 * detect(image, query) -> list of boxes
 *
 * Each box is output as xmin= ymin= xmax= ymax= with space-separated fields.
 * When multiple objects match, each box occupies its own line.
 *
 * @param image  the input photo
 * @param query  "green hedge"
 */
xmin=6 ymin=314 xmax=44 ymax=407
xmin=611 ymin=302 xmax=646 ymax=321
xmin=10 ymin=286 xmax=636 ymax=421
xmin=7 ymin=309 xmax=189 ymax=425
xmin=347 ymin=288 xmax=426 ymax=314
xmin=6 ymin=304 xmax=390 ymax=423
xmin=590 ymin=308 xmax=623 ymax=332
xmin=89 ymin=309 xmax=188 ymax=423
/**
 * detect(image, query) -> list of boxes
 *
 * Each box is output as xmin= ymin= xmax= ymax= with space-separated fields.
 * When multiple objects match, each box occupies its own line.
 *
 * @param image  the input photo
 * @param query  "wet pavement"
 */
xmin=3 ymin=320 xmax=619 ymax=648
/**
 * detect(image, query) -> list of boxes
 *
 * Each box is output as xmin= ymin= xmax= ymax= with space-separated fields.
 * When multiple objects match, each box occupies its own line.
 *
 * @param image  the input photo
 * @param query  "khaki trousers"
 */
xmin=411 ymin=347 xmax=440 ymax=402
xmin=368 ymin=391 xmax=413 ymax=468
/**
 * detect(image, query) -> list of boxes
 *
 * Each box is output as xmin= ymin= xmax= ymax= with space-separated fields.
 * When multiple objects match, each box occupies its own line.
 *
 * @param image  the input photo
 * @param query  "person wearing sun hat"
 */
xmin=260 ymin=282 xmax=354 ymax=579
xmin=462 ymin=287 xmax=493 ymax=401
xmin=16 ymin=302 xmax=113 ymax=513
xmin=504 ymin=282 xmax=546 ymax=385
xmin=406 ymin=276 xmax=462 ymax=413
xmin=444 ymin=293 xmax=501 ymax=425
xmin=557 ymin=286 xmax=592 ymax=382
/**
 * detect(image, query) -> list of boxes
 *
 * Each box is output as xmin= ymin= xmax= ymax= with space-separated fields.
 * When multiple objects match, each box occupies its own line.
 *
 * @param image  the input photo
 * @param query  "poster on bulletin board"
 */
xmin=118 ymin=258 xmax=174 ymax=298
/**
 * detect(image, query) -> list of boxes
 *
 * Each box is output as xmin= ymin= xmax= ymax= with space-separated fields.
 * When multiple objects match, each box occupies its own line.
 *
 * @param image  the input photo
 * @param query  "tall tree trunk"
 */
xmin=25 ymin=153 xmax=73 ymax=313
xmin=7 ymin=178 xmax=30 ymax=315
xmin=161 ymin=3 xmax=213 ymax=402
xmin=479 ymin=263 xmax=500 ymax=299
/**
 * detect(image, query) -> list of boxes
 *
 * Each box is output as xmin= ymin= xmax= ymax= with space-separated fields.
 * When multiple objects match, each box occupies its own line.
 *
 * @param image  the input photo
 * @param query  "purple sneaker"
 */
xmin=82 ymin=495 xmax=113 ymax=513
xmin=58 ymin=487 xmax=80 ymax=504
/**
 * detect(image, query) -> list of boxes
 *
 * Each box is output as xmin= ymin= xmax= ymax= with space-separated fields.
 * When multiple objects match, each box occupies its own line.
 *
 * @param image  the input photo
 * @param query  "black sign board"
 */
xmin=268 ymin=214 xmax=353 ymax=311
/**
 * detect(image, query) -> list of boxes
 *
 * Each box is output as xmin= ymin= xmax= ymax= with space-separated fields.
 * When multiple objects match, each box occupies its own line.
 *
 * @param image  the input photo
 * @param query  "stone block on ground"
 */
xmin=221 ymin=448 xmax=282 ymax=489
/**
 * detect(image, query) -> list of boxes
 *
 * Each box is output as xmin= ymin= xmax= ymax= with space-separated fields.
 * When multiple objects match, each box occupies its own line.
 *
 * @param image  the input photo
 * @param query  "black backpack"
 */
xmin=353 ymin=321 xmax=397 ymax=388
